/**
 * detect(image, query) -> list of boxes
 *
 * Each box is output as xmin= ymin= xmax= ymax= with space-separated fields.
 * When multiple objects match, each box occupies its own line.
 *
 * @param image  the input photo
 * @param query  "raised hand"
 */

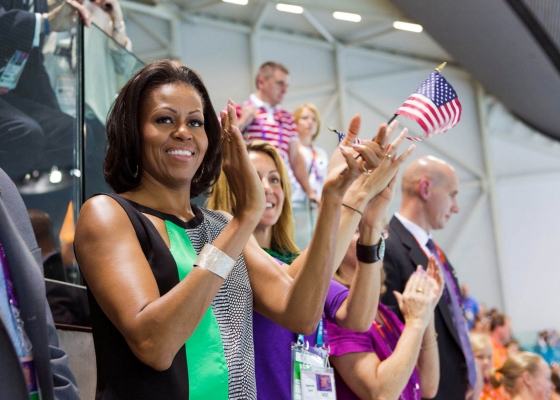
xmin=47 ymin=0 xmax=91 ymax=32
xmin=394 ymin=266 xmax=433 ymax=331
xmin=426 ymin=255 xmax=444 ymax=309
xmin=320 ymin=144 xmax=363 ymax=201
xmin=220 ymin=99 xmax=265 ymax=220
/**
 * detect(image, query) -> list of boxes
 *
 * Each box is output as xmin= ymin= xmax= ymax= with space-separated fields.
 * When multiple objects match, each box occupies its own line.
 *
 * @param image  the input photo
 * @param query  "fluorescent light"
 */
xmin=222 ymin=0 xmax=248 ymax=5
xmin=333 ymin=11 xmax=361 ymax=22
xmin=276 ymin=3 xmax=303 ymax=14
xmin=393 ymin=21 xmax=423 ymax=33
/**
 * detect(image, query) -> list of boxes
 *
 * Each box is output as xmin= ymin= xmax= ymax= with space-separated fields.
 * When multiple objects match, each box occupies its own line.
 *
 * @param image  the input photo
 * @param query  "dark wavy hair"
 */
xmin=104 ymin=60 xmax=222 ymax=197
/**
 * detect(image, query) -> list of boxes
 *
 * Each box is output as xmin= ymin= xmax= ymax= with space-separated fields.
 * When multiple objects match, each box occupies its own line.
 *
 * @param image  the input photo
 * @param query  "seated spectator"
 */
xmin=492 ymin=314 xmax=513 ymax=369
xmin=324 ymin=246 xmax=443 ymax=399
xmin=291 ymin=103 xmax=329 ymax=248
xmin=462 ymin=283 xmax=479 ymax=331
xmin=208 ymin=129 xmax=414 ymax=398
xmin=491 ymin=352 xmax=553 ymax=400
xmin=470 ymin=332 xmax=508 ymax=400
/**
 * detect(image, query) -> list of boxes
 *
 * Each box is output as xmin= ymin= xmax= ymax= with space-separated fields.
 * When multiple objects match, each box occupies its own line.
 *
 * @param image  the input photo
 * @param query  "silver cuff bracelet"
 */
xmin=194 ymin=244 xmax=235 ymax=280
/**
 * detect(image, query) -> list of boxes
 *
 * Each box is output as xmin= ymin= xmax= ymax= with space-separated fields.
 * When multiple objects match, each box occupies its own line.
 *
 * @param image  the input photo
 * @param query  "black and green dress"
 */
xmin=85 ymin=194 xmax=256 ymax=399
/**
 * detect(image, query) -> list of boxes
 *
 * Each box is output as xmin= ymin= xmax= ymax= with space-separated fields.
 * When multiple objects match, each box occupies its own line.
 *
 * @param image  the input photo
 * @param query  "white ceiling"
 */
xmin=175 ymin=0 xmax=454 ymax=63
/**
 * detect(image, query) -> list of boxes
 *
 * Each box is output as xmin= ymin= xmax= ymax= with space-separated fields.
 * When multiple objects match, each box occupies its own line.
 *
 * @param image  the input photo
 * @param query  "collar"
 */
xmin=249 ymin=93 xmax=274 ymax=110
xmin=249 ymin=93 xmax=278 ymax=123
xmin=394 ymin=212 xmax=432 ymax=254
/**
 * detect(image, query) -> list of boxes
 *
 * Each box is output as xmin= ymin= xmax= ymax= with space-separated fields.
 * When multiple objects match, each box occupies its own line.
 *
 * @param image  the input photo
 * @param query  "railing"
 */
xmin=0 ymin=15 xmax=143 ymax=328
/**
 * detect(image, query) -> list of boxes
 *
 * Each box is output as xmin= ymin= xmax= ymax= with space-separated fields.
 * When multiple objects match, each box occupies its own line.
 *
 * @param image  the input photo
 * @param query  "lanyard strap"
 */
xmin=297 ymin=317 xmax=328 ymax=347
xmin=309 ymin=145 xmax=322 ymax=183
xmin=0 ymin=240 xmax=19 ymax=308
xmin=251 ymin=103 xmax=284 ymax=146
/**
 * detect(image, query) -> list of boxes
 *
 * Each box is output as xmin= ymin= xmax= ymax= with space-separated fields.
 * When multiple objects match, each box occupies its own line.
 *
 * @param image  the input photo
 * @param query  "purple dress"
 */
xmin=253 ymin=278 xmax=349 ymax=399
xmin=325 ymin=303 xmax=422 ymax=400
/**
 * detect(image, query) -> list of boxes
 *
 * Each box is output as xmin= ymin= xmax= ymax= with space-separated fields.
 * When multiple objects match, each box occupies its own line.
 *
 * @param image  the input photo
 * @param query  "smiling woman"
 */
xmin=74 ymin=59 xmax=414 ymax=400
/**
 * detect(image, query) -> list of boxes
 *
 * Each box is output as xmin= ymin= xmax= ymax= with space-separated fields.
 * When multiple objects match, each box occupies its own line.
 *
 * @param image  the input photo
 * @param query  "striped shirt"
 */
xmin=236 ymin=94 xmax=298 ymax=175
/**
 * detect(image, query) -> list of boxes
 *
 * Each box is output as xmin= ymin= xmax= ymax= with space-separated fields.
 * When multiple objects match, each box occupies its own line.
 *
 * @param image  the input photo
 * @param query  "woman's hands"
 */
xmin=329 ymin=117 xmax=415 ymax=212
xmin=394 ymin=266 xmax=433 ymax=331
xmin=426 ymin=255 xmax=444 ymax=309
xmin=220 ymin=99 xmax=265 ymax=222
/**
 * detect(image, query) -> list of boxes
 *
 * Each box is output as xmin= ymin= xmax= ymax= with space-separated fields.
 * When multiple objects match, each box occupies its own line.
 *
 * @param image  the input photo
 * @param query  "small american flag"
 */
xmin=395 ymin=71 xmax=462 ymax=142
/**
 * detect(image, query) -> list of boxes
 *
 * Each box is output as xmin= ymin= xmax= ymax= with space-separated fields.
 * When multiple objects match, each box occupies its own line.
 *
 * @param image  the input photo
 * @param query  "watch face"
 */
xmin=377 ymin=237 xmax=385 ymax=259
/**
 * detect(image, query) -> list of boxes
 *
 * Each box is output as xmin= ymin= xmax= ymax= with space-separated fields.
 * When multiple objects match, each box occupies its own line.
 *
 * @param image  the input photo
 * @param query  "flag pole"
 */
xmin=387 ymin=61 xmax=448 ymax=125
xmin=435 ymin=62 xmax=447 ymax=73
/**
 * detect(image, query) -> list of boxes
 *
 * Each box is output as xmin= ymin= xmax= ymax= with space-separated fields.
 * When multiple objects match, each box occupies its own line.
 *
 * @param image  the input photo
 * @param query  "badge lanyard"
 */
xmin=309 ymin=145 xmax=323 ymax=185
xmin=292 ymin=318 xmax=335 ymax=400
xmin=0 ymin=240 xmax=41 ymax=399
xmin=247 ymin=101 xmax=284 ymax=147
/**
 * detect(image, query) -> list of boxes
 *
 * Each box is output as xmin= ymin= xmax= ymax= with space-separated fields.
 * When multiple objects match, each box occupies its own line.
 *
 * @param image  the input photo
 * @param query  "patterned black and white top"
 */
xmin=187 ymin=207 xmax=257 ymax=399
xmin=86 ymin=194 xmax=257 ymax=399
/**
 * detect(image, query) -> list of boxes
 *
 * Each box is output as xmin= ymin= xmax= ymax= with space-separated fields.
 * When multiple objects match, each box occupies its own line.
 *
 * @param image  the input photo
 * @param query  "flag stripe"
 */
xmin=395 ymin=71 xmax=462 ymax=141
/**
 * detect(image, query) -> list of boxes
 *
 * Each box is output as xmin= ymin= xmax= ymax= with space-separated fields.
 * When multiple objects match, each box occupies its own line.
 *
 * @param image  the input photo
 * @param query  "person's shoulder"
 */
xmin=77 ymin=194 xmax=131 ymax=232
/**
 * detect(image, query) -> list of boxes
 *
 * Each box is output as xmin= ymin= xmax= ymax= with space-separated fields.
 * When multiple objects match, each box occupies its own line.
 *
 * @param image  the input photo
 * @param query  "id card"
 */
xmin=0 ymin=50 xmax=30 ymax=93
xmin=292 ymin=345 xmax=329 ymax=400
xmin=300 ymin=370 xmax=336 ymax=399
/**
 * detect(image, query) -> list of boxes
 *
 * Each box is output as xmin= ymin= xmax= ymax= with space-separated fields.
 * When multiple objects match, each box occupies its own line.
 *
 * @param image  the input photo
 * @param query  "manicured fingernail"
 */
xmin=340 ymin=145 xmax=350 ymax=153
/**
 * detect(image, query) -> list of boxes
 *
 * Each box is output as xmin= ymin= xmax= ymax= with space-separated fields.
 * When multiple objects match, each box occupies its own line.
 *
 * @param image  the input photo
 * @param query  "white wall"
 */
xmin=124 ymin=5 xmax=560 ymax=335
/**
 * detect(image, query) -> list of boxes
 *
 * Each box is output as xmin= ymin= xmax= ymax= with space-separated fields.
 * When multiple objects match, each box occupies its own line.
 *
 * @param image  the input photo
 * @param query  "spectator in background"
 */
xmin=491 ymin=314 xmax=513 ymax=369
xmin=470 ymin=332 xmax=507 ymax=400
xmin=0 ymin=0 xmax=90 ymax=181
xmin=491 ymin=352 xmax=553 ymax=400
xmin=508 ymin=339 xmax=521 ymax=357
xmin=235 ymin=62 xmax=320 ymax=205
xmin=550 ymin=364 xmax=560 ymax=400
xmin=462 ymin=283 xmax=480 ymax=331
xmin=291 ymin=103 xmax=329 ymax=248
xmin=381 ymin=156 xmax=478 ymax=400
xmin=28 ymin=209 xmax=67 ymax=282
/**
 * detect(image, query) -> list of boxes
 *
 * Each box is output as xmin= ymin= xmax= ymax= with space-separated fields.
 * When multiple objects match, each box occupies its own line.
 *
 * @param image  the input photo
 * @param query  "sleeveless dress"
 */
xmin=84 ymin=194 xmax=256 ymax=399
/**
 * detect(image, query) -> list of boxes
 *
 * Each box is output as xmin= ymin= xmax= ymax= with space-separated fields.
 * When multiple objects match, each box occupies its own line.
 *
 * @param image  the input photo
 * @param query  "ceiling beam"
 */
xmin=302 ymin=9 xmax=336 ymax=44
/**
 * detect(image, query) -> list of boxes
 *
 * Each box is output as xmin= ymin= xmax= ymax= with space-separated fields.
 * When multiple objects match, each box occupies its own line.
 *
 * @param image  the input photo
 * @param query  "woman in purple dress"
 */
xmin=327 ymin=239 xmax=444 ymax=400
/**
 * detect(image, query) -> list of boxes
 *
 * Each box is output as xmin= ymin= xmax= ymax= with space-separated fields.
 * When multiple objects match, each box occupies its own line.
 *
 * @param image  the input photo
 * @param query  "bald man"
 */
xmin=381 ymin=156 xmax=478 ymax=400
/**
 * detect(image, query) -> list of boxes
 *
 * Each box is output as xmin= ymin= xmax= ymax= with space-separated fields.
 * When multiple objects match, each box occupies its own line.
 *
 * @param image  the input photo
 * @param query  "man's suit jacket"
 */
xmin=381 ymin=216 xmax=468 ymax=400
xmin=0 ymin=0 xmax=59 ymax=107
xmin=0 ymin=168 xmax=79 ymax=400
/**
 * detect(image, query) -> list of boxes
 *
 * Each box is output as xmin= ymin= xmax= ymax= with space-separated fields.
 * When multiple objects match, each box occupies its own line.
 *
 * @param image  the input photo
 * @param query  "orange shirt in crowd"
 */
xmin=491 ymin=337 xmax=508 ymax=370
xmin=480 ymin=383 xmax=510 ymax=400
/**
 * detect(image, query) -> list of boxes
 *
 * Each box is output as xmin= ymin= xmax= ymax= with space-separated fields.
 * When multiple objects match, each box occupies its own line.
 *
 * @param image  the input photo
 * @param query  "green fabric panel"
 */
xmin=166 ymin=221 xmax=229 ymax=399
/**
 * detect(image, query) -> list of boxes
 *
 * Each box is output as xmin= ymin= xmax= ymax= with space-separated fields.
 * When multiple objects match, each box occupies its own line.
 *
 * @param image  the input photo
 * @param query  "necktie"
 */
xmin=426 ymin=239 xmax=477 ymax=388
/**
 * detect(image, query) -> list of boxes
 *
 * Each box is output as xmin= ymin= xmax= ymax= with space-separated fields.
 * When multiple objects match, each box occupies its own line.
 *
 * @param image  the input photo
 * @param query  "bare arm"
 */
xmin=330 ymin=271 xmax=433 ymax=399
xmin=334 ymin=174 xmax=399 ymax=331
xmin=247 ymin=147 xmax=362 ymax=333
xmin=75 ymin=102 xmax=264 ymax=371
xmin=417 ymin=317 xmax=439 ymax=398
xmin=417 ymin=255 xmax=444 ymax=398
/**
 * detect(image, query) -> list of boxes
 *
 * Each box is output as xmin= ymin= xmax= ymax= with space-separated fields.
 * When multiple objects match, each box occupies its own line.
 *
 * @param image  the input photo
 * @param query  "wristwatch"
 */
xmin=356 ymin=235 xmax=385 ymax=263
